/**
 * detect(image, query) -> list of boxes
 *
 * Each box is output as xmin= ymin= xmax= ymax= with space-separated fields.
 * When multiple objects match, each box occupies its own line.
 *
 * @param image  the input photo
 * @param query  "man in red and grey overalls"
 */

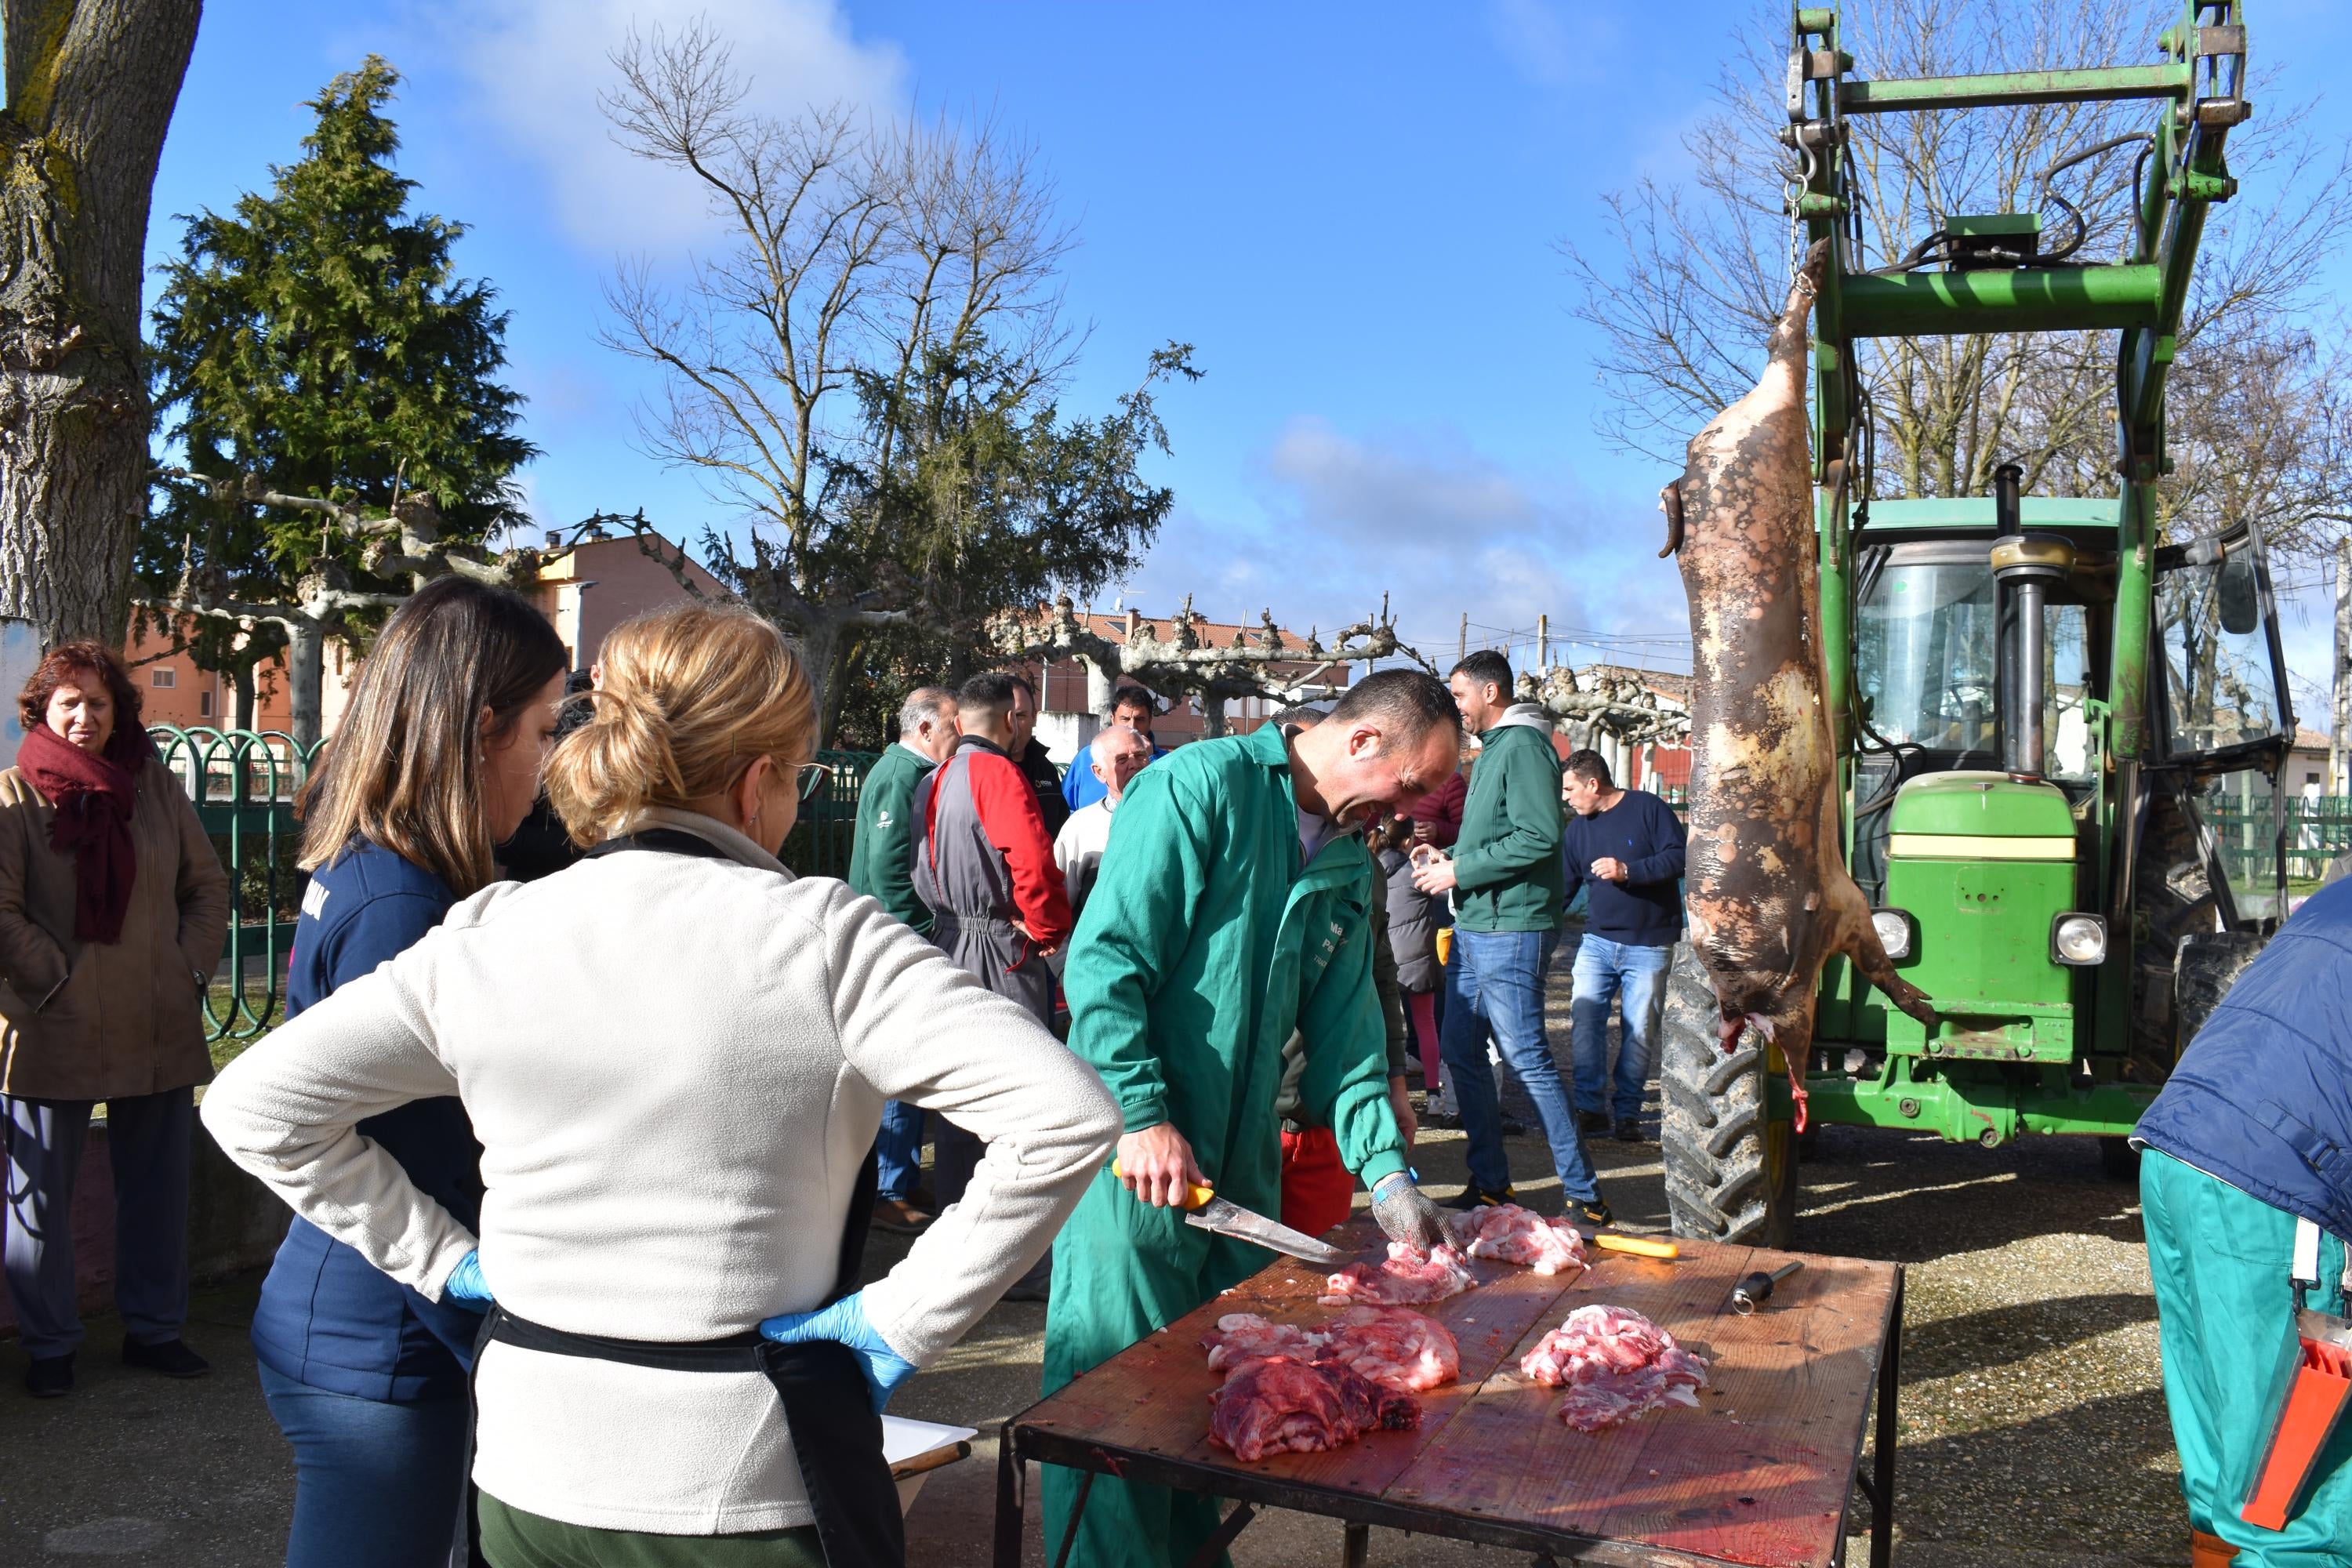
xmin=913 ymin=672 xmax=1075 ymax=1230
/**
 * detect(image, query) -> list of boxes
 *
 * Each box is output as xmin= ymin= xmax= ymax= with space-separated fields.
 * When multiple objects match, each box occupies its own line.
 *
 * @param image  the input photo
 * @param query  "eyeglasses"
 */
xmin=795 ymin=761 xmax=833 ymax=801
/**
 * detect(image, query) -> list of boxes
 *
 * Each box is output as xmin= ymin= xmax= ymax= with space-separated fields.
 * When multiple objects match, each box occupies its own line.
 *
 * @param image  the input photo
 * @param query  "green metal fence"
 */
xmin=2209 ymin=795 xmax=2352 ymax=885
xmin=152 ymin=727 xmax=320 ymax=1043
xmin=790 ymin=749 xmax=880 ymax=879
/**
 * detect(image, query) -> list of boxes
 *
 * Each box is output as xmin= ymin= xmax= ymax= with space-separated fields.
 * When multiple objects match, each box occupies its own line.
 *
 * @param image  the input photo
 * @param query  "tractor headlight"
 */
xmin=2051 ymin=913 xmax=2107 ymax=967
xmin=1870 ymin=908 xmax=1914 ymax=961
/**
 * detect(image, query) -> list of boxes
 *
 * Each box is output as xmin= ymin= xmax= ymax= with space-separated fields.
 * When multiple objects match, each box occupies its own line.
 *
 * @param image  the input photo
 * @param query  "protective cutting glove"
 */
xmin=758 ymin=1290 xmax=916 ymax=1414
xmin=441 ymin=1249 xmax=493 ymax=1312
xmin=1370 ymin=1172 xmax=1451 ymax=1252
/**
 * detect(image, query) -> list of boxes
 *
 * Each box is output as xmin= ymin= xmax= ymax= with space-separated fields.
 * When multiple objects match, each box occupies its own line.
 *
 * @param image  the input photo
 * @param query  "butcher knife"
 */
xmin=1109 ymin=1162 xmax=1347 ymax=1266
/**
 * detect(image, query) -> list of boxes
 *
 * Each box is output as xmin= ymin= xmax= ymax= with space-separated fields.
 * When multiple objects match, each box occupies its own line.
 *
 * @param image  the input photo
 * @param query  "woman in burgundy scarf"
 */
xmin=0 ymin=641 xmax=228 ymax=1398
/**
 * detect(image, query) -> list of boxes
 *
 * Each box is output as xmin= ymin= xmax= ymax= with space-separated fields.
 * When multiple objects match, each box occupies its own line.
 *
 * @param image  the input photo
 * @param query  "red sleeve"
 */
xmin=970 ymin=753 xmax=1073 ymax=946
xmin=1410 ymin=773 xmax=1466 ymax=848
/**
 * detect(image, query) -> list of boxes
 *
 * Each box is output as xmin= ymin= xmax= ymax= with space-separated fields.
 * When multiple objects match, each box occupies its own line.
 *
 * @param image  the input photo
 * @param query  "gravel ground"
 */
xmin=0 ymin=944 xmax=2184 ymax=1566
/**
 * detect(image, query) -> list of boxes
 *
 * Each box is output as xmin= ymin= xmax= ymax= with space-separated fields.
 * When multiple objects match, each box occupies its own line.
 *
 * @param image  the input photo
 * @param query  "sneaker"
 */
xmin=1441 ymin=1184 xmax=1515 ymax=1212
xmin=871 ymin=1197 xmax=935 ymax=1235
xmin=1497 ymin=1112 xmax=1531 ymax=1137
xmin=1419 ymin=1105 xmax=1461 ymax=1131
xmin=1613 ymin=1117 xmax=1644 ymax=1144
xmin=1578 ymin=1110 xmax=1612 ymax=1137
xmin=121 ymin=1337 xmax=209 ymax=1380
xmin=24 ymin=1352 xmax=72 ymax=1399
xmin=1568 ymin=1197 xmax=1615 ymax=1229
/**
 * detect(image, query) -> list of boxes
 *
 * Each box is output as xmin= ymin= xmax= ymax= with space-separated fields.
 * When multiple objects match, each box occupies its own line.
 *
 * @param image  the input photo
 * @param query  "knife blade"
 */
xmin=1107 ymin=1160 xmax=1348 ymax=1266
xmin=1183 ymin=1196 xmax=1348 ymax=1266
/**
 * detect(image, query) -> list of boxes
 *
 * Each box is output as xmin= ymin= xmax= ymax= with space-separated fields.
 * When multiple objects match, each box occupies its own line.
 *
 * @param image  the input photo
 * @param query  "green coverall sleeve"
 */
xmin=1298 ymin=884 xmax=1408 ymax=1189
xmin=1450 ymin=734 xmax=1563 ymax=893
xmin=1059 ymin=767 xmax=1209 ymax=1134
xmin=867 ymin=775 xmax=931 ymax=934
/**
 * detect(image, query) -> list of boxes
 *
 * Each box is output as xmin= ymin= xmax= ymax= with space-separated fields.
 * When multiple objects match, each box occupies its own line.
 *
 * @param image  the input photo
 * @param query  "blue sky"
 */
xmin=147 ymin=1 xmax=2352 ymax=697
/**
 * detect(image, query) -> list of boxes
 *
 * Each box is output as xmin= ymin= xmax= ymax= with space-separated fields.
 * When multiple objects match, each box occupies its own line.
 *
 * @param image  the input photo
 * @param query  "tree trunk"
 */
xmin=285 ymin=619 xmax=324 ymax=750
xmin=0 ymin=1 xmax=203 ymax=645
xmin=233 ymin=660 xmax=255 ymax=733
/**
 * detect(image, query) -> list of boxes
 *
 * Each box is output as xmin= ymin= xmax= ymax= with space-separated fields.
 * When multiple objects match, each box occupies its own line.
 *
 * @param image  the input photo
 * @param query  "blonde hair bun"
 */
xmin=546 ymin=604 xmax=815 ymax=846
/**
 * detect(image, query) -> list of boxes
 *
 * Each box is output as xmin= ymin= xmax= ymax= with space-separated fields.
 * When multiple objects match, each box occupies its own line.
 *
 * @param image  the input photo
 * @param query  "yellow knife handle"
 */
xmin=1109 ymin=1160 xmax=1216 ymax=1210
xmin=1595 ymin=1233 xmax=1680 ymax=1260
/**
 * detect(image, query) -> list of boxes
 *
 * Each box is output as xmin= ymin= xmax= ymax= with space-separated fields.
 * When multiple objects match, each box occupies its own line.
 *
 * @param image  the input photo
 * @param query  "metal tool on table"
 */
xmin=1730 ymin=1260 xmax=1806 ymax=1314
xmin=1108 ymin=1161 xmax=1345 ymax=1266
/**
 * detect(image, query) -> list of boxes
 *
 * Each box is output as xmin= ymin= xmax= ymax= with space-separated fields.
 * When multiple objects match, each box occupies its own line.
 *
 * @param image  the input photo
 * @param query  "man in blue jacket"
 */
xmin=2134 ymin=877 xmax=2352 ymax=1566
xmin=1559 ymin=750 xmax=1686 ymax=1143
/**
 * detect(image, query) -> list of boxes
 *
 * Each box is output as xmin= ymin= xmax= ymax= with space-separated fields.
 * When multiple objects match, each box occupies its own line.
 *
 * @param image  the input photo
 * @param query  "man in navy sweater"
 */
xmin=1559 ymin=750 xmax=1686 ymax=1142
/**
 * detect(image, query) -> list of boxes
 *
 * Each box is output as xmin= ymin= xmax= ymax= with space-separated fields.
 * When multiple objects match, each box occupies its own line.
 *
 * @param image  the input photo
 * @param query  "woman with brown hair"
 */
xmin=244 ymin=576 xmax=568 ymax=1568
xmin=205 ymin=601 xmax=1118 ymax=1568
xmin=0 ymin=640 xmax=229 ymax=1398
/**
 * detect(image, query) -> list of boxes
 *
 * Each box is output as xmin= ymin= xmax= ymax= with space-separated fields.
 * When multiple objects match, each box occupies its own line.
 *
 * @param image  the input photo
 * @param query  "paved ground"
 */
xmin=0 ymin=956 xmax=2183 ymax=1566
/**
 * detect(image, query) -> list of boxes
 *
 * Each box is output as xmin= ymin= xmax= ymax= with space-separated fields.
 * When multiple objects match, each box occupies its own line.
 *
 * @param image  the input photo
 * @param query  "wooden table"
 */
xmin=994 ymin=1222 xmax=1901 ymax=1568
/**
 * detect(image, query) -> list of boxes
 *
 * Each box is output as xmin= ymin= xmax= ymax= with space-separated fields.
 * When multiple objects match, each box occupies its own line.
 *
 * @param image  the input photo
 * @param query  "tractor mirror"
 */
xmin=2218 ymin=553 xmax=2259 ymax=636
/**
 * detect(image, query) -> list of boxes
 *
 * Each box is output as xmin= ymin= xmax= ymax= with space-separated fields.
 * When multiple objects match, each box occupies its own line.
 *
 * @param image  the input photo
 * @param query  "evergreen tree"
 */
xmin=143 ymin=56 xmax=537 ymax=732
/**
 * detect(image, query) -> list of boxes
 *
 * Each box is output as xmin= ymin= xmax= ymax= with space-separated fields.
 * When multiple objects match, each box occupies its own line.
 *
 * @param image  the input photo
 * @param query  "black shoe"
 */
xmin=1497 ymin=1113 xmax=1530 ymax=1137
xmin=122 ymin=1337 xmax=209 ymax=1380
xmin=1441 ymin=1184 xmax=1515 ymax=1212
xmin=1418 ymin=1105 xmax=1461 ymax=1131
xmin=24 ymin=1352 xmax=72 ymax=1398
xmin=1613 ymin=1117 xmax=1644 ymax=1144
xmin=1578 ymin=1110 xmax=1611 ymax=1136
xmin=1568 ymin=1197 xmax=1615 ymax=1229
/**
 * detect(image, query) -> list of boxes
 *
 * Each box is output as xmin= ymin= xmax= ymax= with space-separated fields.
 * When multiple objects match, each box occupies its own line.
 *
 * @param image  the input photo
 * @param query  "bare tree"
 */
xmin=1565 ymin=0 xmax=2352 ymax=554
xmin=600 ymin=21 xmax=1170 ymax=742
xmin=0 ymin=0 xmax=202 ymax=644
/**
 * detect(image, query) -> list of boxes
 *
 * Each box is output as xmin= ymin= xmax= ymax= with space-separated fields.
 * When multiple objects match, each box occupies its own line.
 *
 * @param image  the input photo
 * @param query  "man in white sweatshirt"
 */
xmin=1052 ymin=724 xmax=1152 ymax=921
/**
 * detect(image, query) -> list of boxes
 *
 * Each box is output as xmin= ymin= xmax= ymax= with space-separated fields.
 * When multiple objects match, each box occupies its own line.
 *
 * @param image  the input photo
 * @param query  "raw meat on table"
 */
xmin=1446 ymin=1203 xmax=1588 ymax=1275
xmin=1318 ymin=1242 xmax=1475 ymax=1306
xmin=1318 ymin=1305 xmax=1461 ymax=1392
xmin=1203 ymin=1308 xmax=1460 ymax=1394
xmin=1519 ymin=1304 xmax=1709 ymax=1432
xmin=1207 ymin=1355 xmax=1421 ymax=1462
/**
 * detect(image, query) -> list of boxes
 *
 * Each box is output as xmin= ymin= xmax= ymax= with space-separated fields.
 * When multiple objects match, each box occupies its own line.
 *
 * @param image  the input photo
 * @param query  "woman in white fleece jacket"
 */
xmin=203 ymin=604 xmax=1120 ymax=1568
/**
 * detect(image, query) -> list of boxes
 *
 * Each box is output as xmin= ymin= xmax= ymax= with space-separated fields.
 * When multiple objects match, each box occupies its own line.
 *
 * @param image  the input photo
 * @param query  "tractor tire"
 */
xmin=2097 ymin=1136 xmax=2141 ymax=1182
xmin=2127 ymin=789 xmax=2226 ymax=1085
xmin=1660 ymin=944 xmax=1797 ymax=1248
xmin=2174 ymin=930 xmax=2268 ymax=1054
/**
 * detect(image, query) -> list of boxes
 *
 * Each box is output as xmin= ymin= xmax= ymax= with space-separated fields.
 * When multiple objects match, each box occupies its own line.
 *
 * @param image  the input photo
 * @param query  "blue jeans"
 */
xmin=1570 ymin=936 xmax=1675 ymax=1121
xmin=258 ymin=1359 xmax=472 ymax=1568
xmin=1439 ymin=929 xmax=1599 ymax=1203
xmin=873 ymin=1100 xmax=925 ymax=1201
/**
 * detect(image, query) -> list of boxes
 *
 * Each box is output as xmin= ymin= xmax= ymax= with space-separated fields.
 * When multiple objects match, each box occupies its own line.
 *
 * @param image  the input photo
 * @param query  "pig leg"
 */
xmin=1821 ymin=875 xmax=1939 ymax=1029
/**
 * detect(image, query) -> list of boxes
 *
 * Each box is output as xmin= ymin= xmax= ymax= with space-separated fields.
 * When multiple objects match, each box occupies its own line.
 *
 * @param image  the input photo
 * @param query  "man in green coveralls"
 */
xmin=1044 ymin=670 xmax=1465 ymax=1568
xmin=845 ymin=686 xmax=960 ymax=1232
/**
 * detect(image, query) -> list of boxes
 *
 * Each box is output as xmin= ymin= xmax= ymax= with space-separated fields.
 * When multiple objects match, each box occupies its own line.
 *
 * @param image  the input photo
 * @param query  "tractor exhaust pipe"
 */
xmin=1987 ymin=463 xmax=2076 ymax=781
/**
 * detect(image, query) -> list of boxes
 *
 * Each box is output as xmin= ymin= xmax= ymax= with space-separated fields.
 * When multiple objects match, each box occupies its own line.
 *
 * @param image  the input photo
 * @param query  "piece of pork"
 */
xmin=1318 ymin=1242 xmax=1475 ymax=1306
xmin=1664 ymin=239 xmax=1936 ymax=1116
xmin=1519 ymin=1303 xmax=1709 ymax=1432
xmin=1206 ymin=1355 xmax=1421 ymax=1462
xmin=1445 ymin=1203 xmax=1588 ymax=1275
xmin=1318 ymin=1305 xmax=1461 ymax=1392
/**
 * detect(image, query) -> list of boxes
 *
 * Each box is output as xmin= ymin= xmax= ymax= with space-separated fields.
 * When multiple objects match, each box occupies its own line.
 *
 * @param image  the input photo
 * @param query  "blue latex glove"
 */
xmin=759 ymin=1290 xmax=916 ymax=1413
xmin=442 ymin=1250 xmax=493 ymax=1311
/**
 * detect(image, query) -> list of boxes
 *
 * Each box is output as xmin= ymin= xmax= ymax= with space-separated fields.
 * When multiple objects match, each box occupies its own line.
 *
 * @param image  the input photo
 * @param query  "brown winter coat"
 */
xmin=0 ymin=756 xmax=230 ymax=1100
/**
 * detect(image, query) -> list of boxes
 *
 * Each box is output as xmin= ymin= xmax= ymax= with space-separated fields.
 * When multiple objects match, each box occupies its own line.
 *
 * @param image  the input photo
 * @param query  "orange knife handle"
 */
xmin=1596 ymin=1233 xmax=1680 ymax=1259
xmin=1109 ymin=1160 xmax=1215 ymax=1210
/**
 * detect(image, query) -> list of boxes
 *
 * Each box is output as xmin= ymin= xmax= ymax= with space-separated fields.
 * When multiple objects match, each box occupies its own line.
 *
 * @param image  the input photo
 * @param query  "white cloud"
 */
xmin=1127 ymin=416 xmax=1692 ymax=672
xmin=423 ymin=0 xmax=907 ymax=254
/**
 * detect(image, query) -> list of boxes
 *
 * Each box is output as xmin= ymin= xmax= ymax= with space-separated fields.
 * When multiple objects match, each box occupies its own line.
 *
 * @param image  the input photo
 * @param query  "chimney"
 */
xmin=543 ymin=530 xmax=561 ymax=550
xmin=1125 ymin=607 xmax=1141 ymax=641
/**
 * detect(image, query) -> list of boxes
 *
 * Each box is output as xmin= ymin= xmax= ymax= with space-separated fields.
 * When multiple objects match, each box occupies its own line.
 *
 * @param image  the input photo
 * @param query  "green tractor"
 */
xmin=1660 ymin=2 xmax=2295 ymax=1246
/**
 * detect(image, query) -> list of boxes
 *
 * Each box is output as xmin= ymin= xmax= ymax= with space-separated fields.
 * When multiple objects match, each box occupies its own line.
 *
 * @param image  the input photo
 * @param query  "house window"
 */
xmin=2308 ymin=771 xmax=2323 ymax=786
xmin=198 ymin=691 xmax=214 ymax=719
xmin=151 ymin=667 xmax=176 ymax=688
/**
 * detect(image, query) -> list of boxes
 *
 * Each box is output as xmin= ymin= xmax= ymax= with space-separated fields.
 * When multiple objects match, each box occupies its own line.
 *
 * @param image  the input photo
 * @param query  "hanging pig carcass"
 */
xmin=1661 ymin=240 xmax=1936 ymax=1127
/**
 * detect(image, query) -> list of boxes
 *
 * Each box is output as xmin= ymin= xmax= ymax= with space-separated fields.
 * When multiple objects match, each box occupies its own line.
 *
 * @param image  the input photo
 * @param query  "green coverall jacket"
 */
xmin=1042 ymin=720 xmax=1408 ymax=1568
xmin=844 ymin=742 xmax=935 ymax=935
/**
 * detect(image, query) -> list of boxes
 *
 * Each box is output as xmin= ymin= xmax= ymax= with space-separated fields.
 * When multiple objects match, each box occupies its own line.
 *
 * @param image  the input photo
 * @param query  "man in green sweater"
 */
xmin=1044 ymin=670 xmax=1462 ymax=1568
xmin=1411 ymin=650 xmax=1608 ymax=1223
xmin=847 ymin=686 xmax=960 ymax=1230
